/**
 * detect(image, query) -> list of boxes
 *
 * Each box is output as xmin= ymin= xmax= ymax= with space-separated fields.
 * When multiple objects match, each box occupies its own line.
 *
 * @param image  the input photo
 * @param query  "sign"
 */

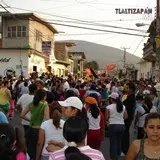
xmin=42 ymin=41 xmax=51 ymax=56
xmin=0 ymin=58 xmax=11 ymax=63
xmin=115 ymin=8 xmax=152 ymax=14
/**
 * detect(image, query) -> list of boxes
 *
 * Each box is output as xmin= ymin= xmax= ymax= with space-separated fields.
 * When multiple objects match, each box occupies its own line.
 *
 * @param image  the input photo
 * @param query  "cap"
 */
xmin=58 ymin=97 xmax=83 ymax=111
xmin=85 ymin=96 xmax=97 ymax=104
xmin=109 ymin=92 xmax=119 ymax=99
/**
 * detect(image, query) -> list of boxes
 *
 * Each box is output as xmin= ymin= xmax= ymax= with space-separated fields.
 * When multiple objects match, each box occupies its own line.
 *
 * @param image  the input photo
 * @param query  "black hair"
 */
xmin=89 ymin=93 xmax=98 ymax=101
xmin=24 ymin=81 xmax=28 ymax=87
xmin=0 ymin=123 xmax=16 ymax=160
xmin=144 ymin=95 xmax=153 ymax=112
xmin=64 ymin=90 xmax=77 ymax=99
xmin=126 ymin=82 xmax=136 ymax=92
xmin=63 ymin=116 xmax=90 ymax=160
xmin=33 ymin=89 xmax=46 ymax=106
xmin=89 ymin=104 xmax=100 ymax=119
xmin=28 ymin=84 xmax=37 ymax=94
xmin=144 ymin=112 xmax=160 ymax=127
xmin=111 ymin=97 xmax=123 ymax=113
xmin=136 ymin=93 xmax=144 ymax=101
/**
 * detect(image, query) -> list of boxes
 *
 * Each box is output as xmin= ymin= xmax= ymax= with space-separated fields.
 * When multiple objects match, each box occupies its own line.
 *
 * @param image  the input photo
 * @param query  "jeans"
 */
xmin=23 ymin=125 xmax=30 ymax=149
xmin=108 ymin=124 xmax=125 ymax=159
xmin=28 ymin=128 xmax=39 ymax=160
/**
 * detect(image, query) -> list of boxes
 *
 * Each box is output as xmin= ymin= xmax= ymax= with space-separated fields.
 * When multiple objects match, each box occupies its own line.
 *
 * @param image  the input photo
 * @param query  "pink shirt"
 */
xmin=49 ymin=145 xmax=105 ymax=160
xmin=16 ymin=152 xmax=26 ymax=160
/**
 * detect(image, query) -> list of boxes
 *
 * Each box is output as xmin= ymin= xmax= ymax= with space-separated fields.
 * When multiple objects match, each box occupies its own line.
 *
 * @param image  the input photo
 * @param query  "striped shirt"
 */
xmin=49 ymin=145 xmax=105 ymax=160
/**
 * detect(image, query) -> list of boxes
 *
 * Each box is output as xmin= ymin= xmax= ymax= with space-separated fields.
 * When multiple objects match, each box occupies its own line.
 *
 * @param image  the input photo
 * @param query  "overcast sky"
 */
xmin=1 ymin=0 xmax=156 ymax=58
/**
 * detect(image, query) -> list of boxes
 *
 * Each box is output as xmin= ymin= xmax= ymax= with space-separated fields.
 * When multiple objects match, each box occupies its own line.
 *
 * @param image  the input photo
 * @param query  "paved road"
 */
xmin=10 ymin=111 xmax=136 ymax=160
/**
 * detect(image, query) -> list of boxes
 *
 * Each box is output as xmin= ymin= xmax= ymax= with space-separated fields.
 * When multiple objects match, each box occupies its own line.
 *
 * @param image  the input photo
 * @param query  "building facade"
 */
xmin=54 ymin=42 xmax=75 ymax=77
xmin=0 ymin=13 xmax=58 ymax=77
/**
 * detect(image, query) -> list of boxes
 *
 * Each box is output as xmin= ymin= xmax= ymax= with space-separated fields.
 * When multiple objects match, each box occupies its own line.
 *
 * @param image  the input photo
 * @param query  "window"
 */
xmin=7 ymin=26 xmax=26 ymax=38
xmin=35 ymin=30 xmax=42 ymax=42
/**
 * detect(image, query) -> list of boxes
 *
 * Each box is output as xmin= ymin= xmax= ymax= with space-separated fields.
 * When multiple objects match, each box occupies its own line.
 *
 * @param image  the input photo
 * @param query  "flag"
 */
xmin=106 ymin=64 xmax=116 ymax=71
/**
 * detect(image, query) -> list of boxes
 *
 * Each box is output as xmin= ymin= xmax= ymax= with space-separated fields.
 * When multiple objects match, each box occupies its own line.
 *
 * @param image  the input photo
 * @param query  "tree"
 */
xmin=84 ymin=60 xmax=99 ymax=71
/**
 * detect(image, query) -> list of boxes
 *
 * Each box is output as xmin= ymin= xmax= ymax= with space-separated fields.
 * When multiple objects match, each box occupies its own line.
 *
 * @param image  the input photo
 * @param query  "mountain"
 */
xmin=66 ymin=40 xmax=141 ymax=69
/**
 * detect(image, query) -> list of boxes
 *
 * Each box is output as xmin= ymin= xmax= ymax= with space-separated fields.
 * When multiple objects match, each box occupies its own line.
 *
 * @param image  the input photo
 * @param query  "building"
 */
xmin=54 ymin=42 xmax=75 ymax=77
xmin=0 ymin=12 xmax=58 ymax=77
xmin=68 ymin=51 xmax=86 ymax=77
xmin=142 ymin=19 xmax=156 ymax=79
xmin=138 ymin=59 xmax=152 ymax=79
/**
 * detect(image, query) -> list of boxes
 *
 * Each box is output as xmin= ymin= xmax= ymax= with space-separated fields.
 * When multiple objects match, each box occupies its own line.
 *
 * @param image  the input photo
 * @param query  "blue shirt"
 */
xmin=0 ymin=111 xmax=8 ymax=123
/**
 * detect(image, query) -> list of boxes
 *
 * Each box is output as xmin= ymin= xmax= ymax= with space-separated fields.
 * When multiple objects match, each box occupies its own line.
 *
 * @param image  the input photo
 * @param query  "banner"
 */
xmin=106 ymin=64 xmax=116 ymax=71
xmin=42 ymin=41 xmax=51 ymax=56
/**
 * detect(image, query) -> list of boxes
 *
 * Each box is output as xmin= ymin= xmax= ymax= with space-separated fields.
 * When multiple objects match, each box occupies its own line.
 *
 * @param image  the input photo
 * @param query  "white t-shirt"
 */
xmin=106 ymin=103 xmax=125 ymax=125
xmin=17 ymin=94 xmax=34 ymax=126
xmin=41 ymin=119 xmax=65 ymax=157
xmin=87 ymin=111 xmax=100 ymax=130
xmin=136 ymin=106 xmax=148 ymax=128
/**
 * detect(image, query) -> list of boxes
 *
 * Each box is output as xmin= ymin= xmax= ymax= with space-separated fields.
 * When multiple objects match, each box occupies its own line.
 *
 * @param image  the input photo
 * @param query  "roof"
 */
xmin=55 ymin=41 xmax=76 ymax=47
xmin=68 ymin=51 xmax=86 ymax=59
xmin=2 ymin=13 xmax=58 ymax=33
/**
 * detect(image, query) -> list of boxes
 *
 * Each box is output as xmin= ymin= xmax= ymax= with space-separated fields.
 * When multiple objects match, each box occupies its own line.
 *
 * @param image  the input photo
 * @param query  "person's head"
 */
xmin=144 ymin=112 xmax=160 ymax=141
xmin=85 ymin=96 xmax=99 ymax=118
xmin=64 ymin=116 xmax=91 ymax=160
xmin=35 ymin=79 xmax=45 ymax=89
xmin=64 ymin=90 xmax=77 ymax=99
xmin=58 ymin=97 xmax=83 ymax=119
xmin=0 ymin=123 xmax=16 ymax=160
xmin=109 ymin=92 xmax=123 ymax=113
xmin=56 ymin=84 xmax=63 ymax=93
xmin=124 ymin=82 xmax=136 ymax=94
xmin=136 ymin=93 xmax=144 ymax=104
xmin=33 ymin=89 xmax=46 ymax=106
xmin=28 ymin=84 xmax=37 ymax=95
xmin=49 ymin=102 xmax=62 ymax=129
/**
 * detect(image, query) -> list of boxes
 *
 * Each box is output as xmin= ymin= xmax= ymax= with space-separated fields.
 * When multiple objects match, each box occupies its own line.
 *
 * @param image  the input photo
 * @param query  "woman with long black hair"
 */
xmin=21 ymin=89 xmax=49 ymax=160
xmin=106 ymin=92 xmax=128 ymax=160
xmin=49 ymin=116 xmax=105 ymax=160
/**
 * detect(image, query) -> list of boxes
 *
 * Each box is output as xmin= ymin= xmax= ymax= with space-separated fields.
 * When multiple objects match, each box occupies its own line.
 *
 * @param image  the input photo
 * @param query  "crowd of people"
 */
xmin=0 ymin=73 xmax=160 ymax=160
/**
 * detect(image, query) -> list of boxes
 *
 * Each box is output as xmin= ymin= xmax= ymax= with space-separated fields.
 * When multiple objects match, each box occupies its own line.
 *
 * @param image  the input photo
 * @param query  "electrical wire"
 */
xmin=9 ymin=6 xmax=147 ymax=33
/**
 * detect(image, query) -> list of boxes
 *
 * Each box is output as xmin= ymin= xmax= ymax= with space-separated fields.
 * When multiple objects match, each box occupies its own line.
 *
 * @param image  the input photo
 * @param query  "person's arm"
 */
xmin=20 ymin=106 xmax=30 ymax=121
xmin=124 ymin=109 xmax=128 ymax=120
xmin=105 ymin=108 xmax=110 ymax=121
xmin=125 ymin=140 xmax=139 ymax=160
xmin=6 ymin=89 xmax=12 ymax=100
xmin=44 ymin=105 xmax=50 ymax=120
xmin=36 ymin=128 xmax=45 ymax=160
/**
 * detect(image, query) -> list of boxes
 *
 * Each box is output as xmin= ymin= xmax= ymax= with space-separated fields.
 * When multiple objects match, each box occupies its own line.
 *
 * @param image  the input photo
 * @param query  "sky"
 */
xmin=1 ymin=0 xmax=156 ymax=58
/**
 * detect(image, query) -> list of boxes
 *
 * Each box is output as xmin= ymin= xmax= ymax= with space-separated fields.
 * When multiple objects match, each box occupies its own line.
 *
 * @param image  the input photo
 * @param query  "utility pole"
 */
xmin=156 ymin=0 xmax=160 ymax=81
xmin=121 ymin=47 xmax=130 ymax=68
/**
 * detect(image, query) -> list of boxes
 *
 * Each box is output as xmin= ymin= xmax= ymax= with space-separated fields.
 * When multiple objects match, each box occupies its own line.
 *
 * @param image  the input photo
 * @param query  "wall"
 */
xmin=0 ymin=49 xmax=28 ymax=77
xmin=138 ymin=61 xmax=152 ymax=79
xmin=29 ymin=20 xmax=54 ymax=53
xmin=2 ymin=18 xmax=29 ymax=48
xmin=28 ymin=53 xmax=46 ymax=75
xmin=52 ymin=63 xmax=66 ymax=77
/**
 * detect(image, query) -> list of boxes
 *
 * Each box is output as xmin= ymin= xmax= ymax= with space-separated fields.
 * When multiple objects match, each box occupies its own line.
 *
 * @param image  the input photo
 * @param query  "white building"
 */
xmin=0 ymin=13 xmax=58 ymax=77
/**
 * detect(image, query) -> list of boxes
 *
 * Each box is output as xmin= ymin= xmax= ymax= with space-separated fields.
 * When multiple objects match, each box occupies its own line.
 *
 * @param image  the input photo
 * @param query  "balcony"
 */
xmin=143 ymin=42 xmax=156 ymax=62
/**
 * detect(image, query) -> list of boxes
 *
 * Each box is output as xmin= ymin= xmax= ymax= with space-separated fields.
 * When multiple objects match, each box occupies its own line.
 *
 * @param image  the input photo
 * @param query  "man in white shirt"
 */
xmin=16 ymin=83 xmax=37 ymax=148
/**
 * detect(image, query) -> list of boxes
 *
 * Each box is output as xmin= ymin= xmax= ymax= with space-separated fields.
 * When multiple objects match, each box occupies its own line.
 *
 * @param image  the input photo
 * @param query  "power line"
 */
xmin=47 ymin=21 xmax=149 ymax=37
xmin=9 ymin=6 xmax=147 ymax=33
